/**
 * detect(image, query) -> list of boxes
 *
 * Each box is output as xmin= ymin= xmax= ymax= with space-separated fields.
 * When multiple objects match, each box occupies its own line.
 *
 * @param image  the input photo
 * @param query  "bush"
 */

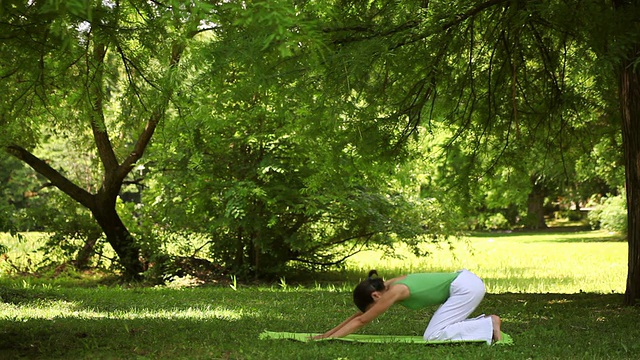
xmin=481 ymin=213 xmax=511 ymax=231
xmin=588 ymin=193 xmax=627 ymax=234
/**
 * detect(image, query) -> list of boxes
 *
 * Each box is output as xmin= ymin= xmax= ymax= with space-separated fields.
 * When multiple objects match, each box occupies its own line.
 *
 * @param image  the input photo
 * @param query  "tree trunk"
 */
xmin=74 ymin=234 xmax=99 ymax=270
xmin=619 ymin=43 xmax=640 ymax=306
xmin=92 ymin=196 xmax=144 ymax=279
xmin=526 ymin=175 xmax=547 ymax=230
xmin=6 ymin=145 xmax=145 ymax=279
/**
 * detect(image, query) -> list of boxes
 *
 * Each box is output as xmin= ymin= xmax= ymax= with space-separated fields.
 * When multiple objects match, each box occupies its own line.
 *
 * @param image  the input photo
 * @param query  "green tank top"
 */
xmin=394 ymin=272 xmax=460 ymax=309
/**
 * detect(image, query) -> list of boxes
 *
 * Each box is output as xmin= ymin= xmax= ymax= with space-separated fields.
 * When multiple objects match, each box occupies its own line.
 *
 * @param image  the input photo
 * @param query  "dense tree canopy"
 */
xmin=2 ymin=0 xmax=640 ymax=303
xmin=1 ymin=0 xmax=208 ymax=277
xmin=299 ymin=0 xmax=640 ymax=304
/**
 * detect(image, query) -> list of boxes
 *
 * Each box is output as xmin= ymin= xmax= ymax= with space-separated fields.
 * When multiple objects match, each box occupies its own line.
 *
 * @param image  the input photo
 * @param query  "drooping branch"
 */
xmin=306 ymin=231 xmax=377 ymax=254
xmin=291 ymin=252 xmax=361 ymax=267
xmin=390 ymin=0 xmax=510 ymax=50
xmin=439 ymin=0 xmax=510 ymax=32
xmin=326 ymin=20 xmax=420 ymax=45
xmin=292 ymin=233 xmax=373 ymax=266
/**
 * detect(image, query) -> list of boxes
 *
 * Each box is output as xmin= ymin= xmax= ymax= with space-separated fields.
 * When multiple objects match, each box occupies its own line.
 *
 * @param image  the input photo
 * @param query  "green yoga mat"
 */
xmin=260 ymin=331 xmax=513 ymax=345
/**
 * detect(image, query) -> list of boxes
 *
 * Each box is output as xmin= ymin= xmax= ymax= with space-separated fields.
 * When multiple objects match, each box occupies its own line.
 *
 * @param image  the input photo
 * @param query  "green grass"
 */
xmin=1 ymin=230 xmax=637 ymax=359
xmin=0 ymin=232 xmax=64 ymax=274
xmin=343 ymin=230 xmax=627 ymax=294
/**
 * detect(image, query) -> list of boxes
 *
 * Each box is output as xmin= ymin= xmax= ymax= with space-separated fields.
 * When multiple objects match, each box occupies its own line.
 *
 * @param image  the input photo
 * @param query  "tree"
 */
xmin=0 ymin=0 xmax=207 ymax=278
xmin=1 ymin=0 xmax=443 ymax=278
xmin=0 ymin=156 xmax=37 ymax=232
xmin=307 ymin=0 xmax=640 ymax=304
xmin=4 ymin=0 xmax=640 ymax=300
xmin=138 ymin=1 xmax=448 ymax=276
xmin=613 ymin=0 xmax=640 ymax=305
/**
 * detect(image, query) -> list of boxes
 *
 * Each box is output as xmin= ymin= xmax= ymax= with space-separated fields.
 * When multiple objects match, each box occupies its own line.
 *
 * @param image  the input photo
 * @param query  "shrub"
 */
xmin=482 ymin=213 xmax=511 ymax=231
xmin=588 ymin=193 xmax=627 ymax=234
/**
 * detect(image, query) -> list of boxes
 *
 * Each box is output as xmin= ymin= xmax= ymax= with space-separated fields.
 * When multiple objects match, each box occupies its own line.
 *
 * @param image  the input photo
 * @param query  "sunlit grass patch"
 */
xmin=344 ymin=230 xmax=626 ymax=294
xmin=0 ymin=301 xmax=255 ymax=322
xmin=0 ymin=232 xmax=51 ymax=272
xmin=1 ymin=229 xmax=627 ymax=294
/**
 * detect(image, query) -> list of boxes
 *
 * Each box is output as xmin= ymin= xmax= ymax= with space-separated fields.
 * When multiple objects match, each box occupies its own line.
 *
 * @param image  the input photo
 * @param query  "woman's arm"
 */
xmin=313 ymin=285 xmax=408 ymax=339
xmin=312 ymin=312 xmax=362 ymax=339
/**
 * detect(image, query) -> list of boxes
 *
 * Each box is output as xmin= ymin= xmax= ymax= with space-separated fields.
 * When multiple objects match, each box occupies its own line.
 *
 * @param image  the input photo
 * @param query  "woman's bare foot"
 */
xmin=490 ymin=315 xmax=501 ymax=341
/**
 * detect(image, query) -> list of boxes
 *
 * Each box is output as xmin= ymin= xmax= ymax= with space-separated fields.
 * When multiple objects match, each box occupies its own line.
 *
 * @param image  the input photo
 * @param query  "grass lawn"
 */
xmin=344 ymin=229 xmax=627 ymax=294
xmin=1 ymin=230 xmax=638 ymax=359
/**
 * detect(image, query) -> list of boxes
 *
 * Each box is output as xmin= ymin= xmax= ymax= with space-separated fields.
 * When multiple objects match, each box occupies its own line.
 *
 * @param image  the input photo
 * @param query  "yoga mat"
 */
xmin=260 ymin=331 xmax=513 ymax=345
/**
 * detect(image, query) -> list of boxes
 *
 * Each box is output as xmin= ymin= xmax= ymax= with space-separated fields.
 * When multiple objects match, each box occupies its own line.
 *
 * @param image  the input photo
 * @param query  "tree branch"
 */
xmin=116 ymin=41 xmax=185 ymax=181
xmin=6 ymin=145 xmax=95 ymax=209
xmin=88 ymin=41 xmax=120 ymax=174
xmin=440 ymin=0 xmax=509 ymax=31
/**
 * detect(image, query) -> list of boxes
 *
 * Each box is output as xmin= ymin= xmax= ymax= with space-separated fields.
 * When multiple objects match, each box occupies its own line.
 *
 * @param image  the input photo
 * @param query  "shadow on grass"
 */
xmin=0 ymin=312 xmax=286 ymax=359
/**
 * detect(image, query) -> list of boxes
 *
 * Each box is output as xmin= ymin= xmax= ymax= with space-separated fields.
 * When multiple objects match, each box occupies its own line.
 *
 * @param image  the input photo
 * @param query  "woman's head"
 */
xmin=353 ymin=270 xmax=385 ymax=312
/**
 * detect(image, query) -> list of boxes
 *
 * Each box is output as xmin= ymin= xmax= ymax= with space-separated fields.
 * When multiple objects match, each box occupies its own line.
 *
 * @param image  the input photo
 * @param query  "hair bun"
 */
xmin=367 ymin=270 xmax=378 ymax=279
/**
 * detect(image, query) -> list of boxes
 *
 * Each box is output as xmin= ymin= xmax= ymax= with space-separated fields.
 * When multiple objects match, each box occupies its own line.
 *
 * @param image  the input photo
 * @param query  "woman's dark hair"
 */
xmin=353 ymin=270 xmax=385 ymax=312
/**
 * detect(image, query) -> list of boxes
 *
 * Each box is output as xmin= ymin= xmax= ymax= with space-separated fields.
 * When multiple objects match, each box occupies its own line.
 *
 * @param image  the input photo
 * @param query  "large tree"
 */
xmin=0 ymin=0 xmax=208 ymax=278
xmin=309 ymin=0 xmax=640 ymax=304
xmin=1 ymin=0 xmax=443 ymax=278
xmin=4 ymin=0 xmax=640 ymax=300
xmin=613 ymin=0 xmax=640 ymax=304
xmin=138 ymin=1 xmax=447 ymax=275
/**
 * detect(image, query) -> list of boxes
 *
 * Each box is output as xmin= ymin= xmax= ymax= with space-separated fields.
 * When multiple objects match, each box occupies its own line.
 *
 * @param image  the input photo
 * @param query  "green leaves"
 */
xmin=223 ymin=181 xmax=267 ymax=220
xmin=37 ymin=0 xmax=95 ymax=21
xmin=4 ymin=0 xmax=631 ymax=279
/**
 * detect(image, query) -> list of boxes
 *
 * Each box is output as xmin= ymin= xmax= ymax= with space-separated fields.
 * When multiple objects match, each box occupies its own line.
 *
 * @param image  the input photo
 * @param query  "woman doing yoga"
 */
xmin=313 ymin=269 xmax=502 ymax=344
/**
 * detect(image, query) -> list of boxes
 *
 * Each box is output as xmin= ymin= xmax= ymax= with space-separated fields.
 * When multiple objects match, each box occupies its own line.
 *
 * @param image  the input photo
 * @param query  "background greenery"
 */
xmin=0 ymin=0 xmax=631 ymax=281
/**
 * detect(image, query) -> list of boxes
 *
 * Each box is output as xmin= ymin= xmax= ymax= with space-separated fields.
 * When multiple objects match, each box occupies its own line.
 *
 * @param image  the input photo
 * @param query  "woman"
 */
xmin=313 ymin=269 xmax=502 ymax=344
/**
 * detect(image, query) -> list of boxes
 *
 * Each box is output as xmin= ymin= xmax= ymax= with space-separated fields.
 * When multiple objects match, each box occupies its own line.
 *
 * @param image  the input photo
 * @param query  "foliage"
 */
xmin=477 ymin=213 xmax=511 ymax=231
xmin=575 ymin=135 xmax=626 ymax=198
xmin=0 ymin=156 xmax=45 ymax=232
xmin=0 ymin=0 xmax=637 ymax=288
xmin=144 ymin=116 xmax=443 ymax=276
xmin=0 ymin=0 xmax=217 ymax=277
xmin=588 ymin=191 xmax=628 ymax=234
xmin=132 ymin=1 xmax=464 ymax=277
xmin=303 ymin=0 xmax=621 ymax=232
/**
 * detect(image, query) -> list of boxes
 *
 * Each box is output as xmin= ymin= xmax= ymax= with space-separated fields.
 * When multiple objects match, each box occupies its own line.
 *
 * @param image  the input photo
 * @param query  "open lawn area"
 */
xmin=1 ymin=230 xmax=639 ymax=359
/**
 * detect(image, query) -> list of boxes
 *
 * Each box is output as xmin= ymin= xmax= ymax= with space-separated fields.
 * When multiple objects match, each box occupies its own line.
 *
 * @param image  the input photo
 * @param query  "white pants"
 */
xmin=423 ymin=269 xmax=494 ymax=344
